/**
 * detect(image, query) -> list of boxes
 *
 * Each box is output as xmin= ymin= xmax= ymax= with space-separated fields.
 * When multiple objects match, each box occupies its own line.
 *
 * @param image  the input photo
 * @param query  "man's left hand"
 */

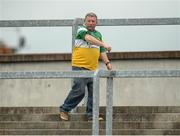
xmin=106 ymin=63 xmax=112 ymax=70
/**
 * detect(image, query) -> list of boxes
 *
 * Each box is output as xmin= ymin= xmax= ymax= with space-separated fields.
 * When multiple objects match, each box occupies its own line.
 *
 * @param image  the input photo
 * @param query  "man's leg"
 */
xmin=60 ymin=77 xmax=86 ymax=113
xmin=59 ymin=67 xmax=87 ymax=120
xmin=86 ymin=78 xmax=93 ymax=119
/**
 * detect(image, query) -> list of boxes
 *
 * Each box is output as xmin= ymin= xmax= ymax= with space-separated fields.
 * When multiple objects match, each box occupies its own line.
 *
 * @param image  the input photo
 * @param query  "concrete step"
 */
xmin=0 ymin=107 xmax=59 ymax=114
xmin=1 ymin=121 xmax=180 ymax=129
xmin=1 ymin=106 xmax=180 ymax=135
xmin=1 ymin=106 xmax=180 ymax=114
xmin=1 ymin=129 xmax=180 ymax=135
xmin=0 ymin=113 xmax=86 ymax=121
xmin=76 ymin=106 xmax=180 ymax=114
xmin=1 ymin=113 xmax=180 ymax=121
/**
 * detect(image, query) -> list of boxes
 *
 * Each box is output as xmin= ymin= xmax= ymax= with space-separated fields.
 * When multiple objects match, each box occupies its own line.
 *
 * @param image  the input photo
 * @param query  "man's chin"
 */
xmin=87 ymin=27 xmax=95 ymax=31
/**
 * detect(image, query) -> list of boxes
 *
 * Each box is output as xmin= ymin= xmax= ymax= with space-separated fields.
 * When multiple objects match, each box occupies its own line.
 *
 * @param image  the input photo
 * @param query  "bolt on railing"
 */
xmin=0 ymin=69 xmax=180 ymax=135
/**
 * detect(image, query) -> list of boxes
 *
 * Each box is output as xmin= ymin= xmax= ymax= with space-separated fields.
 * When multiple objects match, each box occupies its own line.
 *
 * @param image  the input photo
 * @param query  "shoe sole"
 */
xmin=88 ymin=118 xmax=104 ymax=121
xmin=59 ymin=114 xmax=69 ymax=121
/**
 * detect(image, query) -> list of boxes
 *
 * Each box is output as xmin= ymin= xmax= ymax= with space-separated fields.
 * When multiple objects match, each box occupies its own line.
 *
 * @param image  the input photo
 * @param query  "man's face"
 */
xmin=84 ymin=16 xmax=97 ymax=31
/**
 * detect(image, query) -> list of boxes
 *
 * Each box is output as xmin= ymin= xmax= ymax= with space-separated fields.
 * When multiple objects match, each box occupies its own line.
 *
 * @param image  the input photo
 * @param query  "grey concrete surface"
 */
xmin=0 ymin=59 xmax=180 ymax=106
xmin=1 ymin=106 xmax=180 ymax=135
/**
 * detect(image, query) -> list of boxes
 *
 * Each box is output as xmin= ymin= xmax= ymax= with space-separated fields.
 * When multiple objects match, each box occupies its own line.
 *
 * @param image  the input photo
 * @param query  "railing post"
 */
xmin=72 ymin=18 xmax=78 ymax=49
xmin=106 ymin=75 xmax=113 ymax=135
xmin=92 ymin=70 xmax=100 ymax=135
xmin=71 ymin=18 xmax=79 ymax=113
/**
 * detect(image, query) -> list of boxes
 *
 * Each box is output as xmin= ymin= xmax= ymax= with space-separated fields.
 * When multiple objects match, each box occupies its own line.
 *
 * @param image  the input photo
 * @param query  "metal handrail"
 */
xmin=0 ymin=69 xmax=180 ymax=135
xmin=0 ymin=18 xmax=180 ymax=27
xmin=1 ymin=17 xmax=180 ymax=135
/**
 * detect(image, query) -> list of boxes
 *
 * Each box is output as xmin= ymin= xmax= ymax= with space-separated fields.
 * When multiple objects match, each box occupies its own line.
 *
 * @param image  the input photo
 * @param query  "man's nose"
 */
xmin=89 ymin=21 xmax=94 ymax=25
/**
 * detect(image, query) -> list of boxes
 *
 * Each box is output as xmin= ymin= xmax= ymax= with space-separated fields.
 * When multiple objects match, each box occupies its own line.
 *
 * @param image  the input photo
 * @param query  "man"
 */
xmin=59 ymin=12 xmax=112 ymax=121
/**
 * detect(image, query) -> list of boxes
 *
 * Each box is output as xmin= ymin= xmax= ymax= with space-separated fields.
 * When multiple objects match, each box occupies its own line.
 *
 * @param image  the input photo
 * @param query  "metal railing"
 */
xmin=1 ymin=18 xmax=180 ymax=49
xmin=1 ymin=18 xmax=180 ymax=27
xmin=1 ymin=17 xmax=180 ymax=135
xmin=0 ymin=69 xmax=180 ymax=135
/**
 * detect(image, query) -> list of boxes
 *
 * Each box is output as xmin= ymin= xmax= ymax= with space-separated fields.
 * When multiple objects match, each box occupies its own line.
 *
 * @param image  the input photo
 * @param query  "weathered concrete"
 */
xmin=1 ymin=129 xmax=180 ymax=135
xmin=1 ymin=106 xmax=180 ymax=135
xmin=1 ymin=106 xmax=180 ymax=114
xmin=1 ymin=121 xmax=180 ymax=129
xmin=0 ymin=59 xmax=180 ymax=106
xmin=1 ymin=113 xmax=180 ymax=122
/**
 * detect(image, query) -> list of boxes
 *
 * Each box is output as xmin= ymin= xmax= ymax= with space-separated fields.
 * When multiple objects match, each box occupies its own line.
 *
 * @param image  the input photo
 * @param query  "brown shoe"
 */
xmin=98 ymin=116 xmax=104 ymax=121
xmin=87 ymin=115 xmax=104 ymax=122
xmin=59 ymin=111 xmax=69 ymax=121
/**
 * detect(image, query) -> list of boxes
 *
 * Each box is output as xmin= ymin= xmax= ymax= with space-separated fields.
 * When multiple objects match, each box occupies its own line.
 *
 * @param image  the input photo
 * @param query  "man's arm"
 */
xmin=100 ymin=52 xmax=112 ymax=70
xmin=84 ymin=34 xmax=111 ymax=52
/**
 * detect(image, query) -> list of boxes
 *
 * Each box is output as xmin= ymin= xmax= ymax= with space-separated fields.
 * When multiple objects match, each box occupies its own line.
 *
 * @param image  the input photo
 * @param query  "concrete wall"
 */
xmin=0 ymin=59 xmax=180 ymax=107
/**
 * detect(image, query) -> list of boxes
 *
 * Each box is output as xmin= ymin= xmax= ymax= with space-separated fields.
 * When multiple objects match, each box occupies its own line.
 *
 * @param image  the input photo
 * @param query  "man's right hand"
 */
xmin=103 ymin=44 xmax=112 ymax=52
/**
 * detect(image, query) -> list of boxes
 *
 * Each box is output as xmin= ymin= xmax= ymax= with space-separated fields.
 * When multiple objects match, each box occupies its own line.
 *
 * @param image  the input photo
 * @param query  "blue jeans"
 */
xmin=60 ymin=66 xmax=93 ymax=118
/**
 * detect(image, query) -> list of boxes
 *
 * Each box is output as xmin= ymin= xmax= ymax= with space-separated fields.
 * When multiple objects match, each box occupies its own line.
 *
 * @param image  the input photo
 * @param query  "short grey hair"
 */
xmin=84 ymin=12 xmax=97 ymax=21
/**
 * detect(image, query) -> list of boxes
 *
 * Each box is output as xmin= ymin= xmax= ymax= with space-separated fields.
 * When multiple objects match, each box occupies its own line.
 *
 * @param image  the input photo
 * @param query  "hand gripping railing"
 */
xmin=0 ymin=69 xmax=180 ymax=135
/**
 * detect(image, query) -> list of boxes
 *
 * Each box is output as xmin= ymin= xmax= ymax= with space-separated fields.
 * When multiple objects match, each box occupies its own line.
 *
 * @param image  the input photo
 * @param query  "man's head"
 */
xmin=84 ymin=12 xmax=97 ymax=31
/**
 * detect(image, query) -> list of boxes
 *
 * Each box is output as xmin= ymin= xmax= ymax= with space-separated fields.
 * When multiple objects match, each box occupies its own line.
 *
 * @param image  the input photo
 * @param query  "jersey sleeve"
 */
xmin=100 ymin=46 xmax=106 ymax=53
xmin=76 ymin=26 xmax=88 ymax=40
xmin=98 ymin=32 xmax=106 ymax=53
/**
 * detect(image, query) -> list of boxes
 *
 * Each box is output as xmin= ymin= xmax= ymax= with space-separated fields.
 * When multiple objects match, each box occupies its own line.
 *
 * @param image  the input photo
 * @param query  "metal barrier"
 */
xmin=1 ymin=18 xmax=180 ymax=48
xmin=1 ymin=17 xmax=180 ymax=135
xmin=0 ymin=69 xmax=180 ymax=135
xmin=1 ymin=18 xmax=180 ymax=27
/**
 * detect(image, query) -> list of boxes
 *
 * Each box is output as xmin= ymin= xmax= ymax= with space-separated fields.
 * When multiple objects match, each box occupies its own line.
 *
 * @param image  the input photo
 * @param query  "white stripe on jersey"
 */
xmin=74 ymin=39 xmax=99 ymax=49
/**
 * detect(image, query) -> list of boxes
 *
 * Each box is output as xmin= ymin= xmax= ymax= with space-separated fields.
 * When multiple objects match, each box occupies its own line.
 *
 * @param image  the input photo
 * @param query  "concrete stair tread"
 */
xmin=1 ymin=121 xmax=180 ymax=129
xmin=76 ymin=106 xmax=180 ymax=114
xmin=1 ymin=106 xmax=180 ymax=135
xmin=1 ymin=113 xmax=180 ymax=121
xmin=1 ymin=106 xmax=180 ymax=114
xmin=1 ymin=129 xmax=180 ymax=135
